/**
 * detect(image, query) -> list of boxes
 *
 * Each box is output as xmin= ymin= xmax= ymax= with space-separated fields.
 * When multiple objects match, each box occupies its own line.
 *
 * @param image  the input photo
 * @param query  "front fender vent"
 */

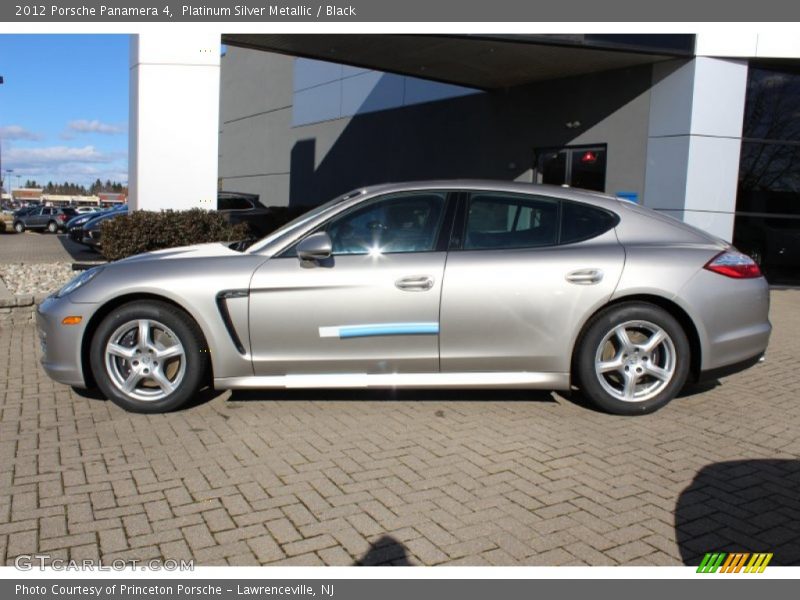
xmin=216 ymin=290 xmax=248 ymax=354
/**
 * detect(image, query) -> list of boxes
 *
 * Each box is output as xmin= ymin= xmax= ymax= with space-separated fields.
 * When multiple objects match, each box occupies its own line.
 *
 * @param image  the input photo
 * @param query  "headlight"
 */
xmin=56 ymin=267 xmax=104 ymax=298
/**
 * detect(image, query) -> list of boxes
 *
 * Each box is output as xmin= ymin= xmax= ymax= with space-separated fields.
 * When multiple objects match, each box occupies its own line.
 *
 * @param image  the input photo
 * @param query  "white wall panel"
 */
xmin=643 ymin=57 xmax=748 ymax=241
xmin=129 ymin=33 xmax=220 ymax=212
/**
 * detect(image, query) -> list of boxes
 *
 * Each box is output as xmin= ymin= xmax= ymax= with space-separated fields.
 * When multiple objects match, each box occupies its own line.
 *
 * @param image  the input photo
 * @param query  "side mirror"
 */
xmin=296 ymin=231 xmax=332 ymax=261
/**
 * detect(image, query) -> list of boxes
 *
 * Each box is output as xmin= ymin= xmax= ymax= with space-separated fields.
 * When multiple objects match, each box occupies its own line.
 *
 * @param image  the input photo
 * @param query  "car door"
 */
xmin=30 ymin=207 xmax=48 ymax=228
xmin=248 ymin=190 xmax=454 ymax=376
xmin=439 ymin=191 xmax=625 ymax=374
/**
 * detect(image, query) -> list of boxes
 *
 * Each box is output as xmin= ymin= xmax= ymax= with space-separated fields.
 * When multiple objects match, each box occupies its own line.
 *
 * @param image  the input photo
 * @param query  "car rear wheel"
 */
xmin=14 ymin=221 xmax=24 ymax=233
xmin=576 ymin=302 xmax=690 ymax=415
xmin=47 ymin=221 xmax=58 ymax=233
xmin=90 ymin=301 xmax=209 ymax=413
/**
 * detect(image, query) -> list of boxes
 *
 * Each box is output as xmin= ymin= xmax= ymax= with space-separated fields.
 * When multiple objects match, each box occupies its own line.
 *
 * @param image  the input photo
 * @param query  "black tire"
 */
xmin=90 ymin=300 xmax=209 ymax=413
xmin=575 ymin=302 xmax=690 ymax=415
xmin=14 ymin=221 xmax=24 ymax=233
xmin=47 ymin=220 xmax=58 ymax=233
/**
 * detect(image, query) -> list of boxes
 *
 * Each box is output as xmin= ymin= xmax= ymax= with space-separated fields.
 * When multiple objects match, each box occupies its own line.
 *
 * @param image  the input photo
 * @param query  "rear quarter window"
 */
xmin=560 ymin=200 xmax=619 ymax=244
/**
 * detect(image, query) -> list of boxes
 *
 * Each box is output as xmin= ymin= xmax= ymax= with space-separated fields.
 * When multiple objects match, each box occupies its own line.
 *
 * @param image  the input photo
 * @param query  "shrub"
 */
xmin=101 ymin=209 xmax=251 ymax=261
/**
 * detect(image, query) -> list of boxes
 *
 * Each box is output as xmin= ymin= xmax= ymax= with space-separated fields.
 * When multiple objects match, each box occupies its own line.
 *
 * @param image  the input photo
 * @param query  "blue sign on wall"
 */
xmin=616 ymin=191 xmax=639 ymax=203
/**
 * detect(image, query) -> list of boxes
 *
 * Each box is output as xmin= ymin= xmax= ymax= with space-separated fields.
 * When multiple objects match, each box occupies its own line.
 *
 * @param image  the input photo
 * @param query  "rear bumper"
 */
xmin=697 ymin=352 xmax=765 ymax=382
xmin=82 ymin=230 xmax=101 ymax=247
xmin=678 ymin=270 xmax=772 ymax=373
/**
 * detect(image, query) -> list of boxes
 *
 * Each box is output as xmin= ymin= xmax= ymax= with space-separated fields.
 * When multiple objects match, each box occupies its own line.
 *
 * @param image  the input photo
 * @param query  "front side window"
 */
xmin=464 ymin=193 xmax=559 ymax=250
xmin=325 ymin=192 xmax=447 ymax=255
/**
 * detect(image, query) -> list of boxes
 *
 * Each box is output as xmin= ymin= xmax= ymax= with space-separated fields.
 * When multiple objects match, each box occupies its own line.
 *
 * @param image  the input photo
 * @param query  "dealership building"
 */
xmin=128 ymin=33 xmax=800 ymax=282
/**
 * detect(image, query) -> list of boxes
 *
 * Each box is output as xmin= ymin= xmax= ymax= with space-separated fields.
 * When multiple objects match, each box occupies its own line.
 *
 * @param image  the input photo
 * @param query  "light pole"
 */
xmin=0 ymin=75 xmax=4 ymax=194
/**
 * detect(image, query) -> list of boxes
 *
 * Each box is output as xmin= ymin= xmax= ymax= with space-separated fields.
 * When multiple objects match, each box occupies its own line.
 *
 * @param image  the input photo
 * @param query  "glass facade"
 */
xmin=535 ymin=145 xmax=607 ymax=193
xmin=733 ymin=64 xmax=800 ymax=284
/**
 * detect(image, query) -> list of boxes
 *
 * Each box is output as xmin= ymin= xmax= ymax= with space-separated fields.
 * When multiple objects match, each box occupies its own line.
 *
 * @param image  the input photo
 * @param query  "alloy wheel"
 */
xmin=594 ymin=320 xmax=677 ymax=403
xmin=104 ymin=318 xmax=186 ymax=401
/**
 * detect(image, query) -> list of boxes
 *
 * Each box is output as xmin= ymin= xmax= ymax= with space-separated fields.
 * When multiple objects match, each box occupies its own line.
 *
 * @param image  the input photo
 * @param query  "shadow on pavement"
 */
xmin=354 ymin=535 xmax=412 ymax=566
xmin=73 ymin=386 xmax=228 ymax=412
xmin=56 ymin=234 xmax=105 ymax=263
xmin=675 ymin=459 xmax=800 ymax=566
xmin=70 ymin=386 xmax=107 ymax=401
xmin=564 ymin=380 xmax=721 ymax=414
xmin=228 ymin=388 xmax=559 ymax=404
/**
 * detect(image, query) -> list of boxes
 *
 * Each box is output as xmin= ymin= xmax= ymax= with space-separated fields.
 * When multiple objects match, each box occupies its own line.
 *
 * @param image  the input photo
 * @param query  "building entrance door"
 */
xmin=535 ymin=145 xmax=607 ymax=192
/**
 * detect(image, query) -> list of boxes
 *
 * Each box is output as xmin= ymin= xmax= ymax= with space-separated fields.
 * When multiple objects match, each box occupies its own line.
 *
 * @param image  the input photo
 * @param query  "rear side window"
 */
xmin=560 ymin=200 xmax=618 ymax=244
xmin=461 ymin=193 xmax=619 ymax=250
xmin=464 ymin=193 xmax=559 ymax=250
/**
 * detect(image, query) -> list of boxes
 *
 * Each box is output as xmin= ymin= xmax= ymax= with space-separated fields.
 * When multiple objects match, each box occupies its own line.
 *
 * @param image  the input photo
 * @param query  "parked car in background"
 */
xmin=12 ymin=206 xmax=38 ymax=219
xmin=80 ymin=206 xmax=128 ymax=249
xmin=74 ymin=206 xmax=102 ymax=215
xmin=68 ymin=205 xmax=126 ymax=244
xmin=216 ymin=191 xmax=271 ymax=237
xmin=67 ymin=208 xmax=111 ymax=243
xmin=0 ymin=210 xmax=12 ymax=231
xmin=37 ymin=181 xmax=770 ymax=415
xmin=13 ymin=206 xmax=77 ymax=233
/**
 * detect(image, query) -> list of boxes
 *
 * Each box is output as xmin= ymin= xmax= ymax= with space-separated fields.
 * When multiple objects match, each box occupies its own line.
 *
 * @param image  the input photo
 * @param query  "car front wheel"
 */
xmin=90 ymin=301 xmax=209 ymax=413
xmin=576 ymin=302 xmax=690 ymax=415
xmin=14 ymin=221 xmax=24 ymax=233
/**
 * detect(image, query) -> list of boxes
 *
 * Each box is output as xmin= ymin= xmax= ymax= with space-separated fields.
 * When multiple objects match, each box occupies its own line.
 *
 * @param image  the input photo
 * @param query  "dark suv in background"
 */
xmin=218 ymin=191 xmax=311 ymax=238
xmin=13 ymin=206 xmax=77 ymax=233
xmin=216 ymin=191 xmax=275 ymax=237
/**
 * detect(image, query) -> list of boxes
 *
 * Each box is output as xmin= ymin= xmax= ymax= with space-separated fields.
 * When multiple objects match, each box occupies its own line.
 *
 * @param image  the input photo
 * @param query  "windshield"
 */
xmin=246 ymin=190 xmax=363 ymax=254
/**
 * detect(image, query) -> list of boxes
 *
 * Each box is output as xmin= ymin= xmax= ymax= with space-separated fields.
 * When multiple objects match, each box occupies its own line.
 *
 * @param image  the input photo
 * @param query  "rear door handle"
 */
xmin=395 ymin=275 xmax=434 ymax=291
xmin=566 ymin=269 xmax=604 ymax=285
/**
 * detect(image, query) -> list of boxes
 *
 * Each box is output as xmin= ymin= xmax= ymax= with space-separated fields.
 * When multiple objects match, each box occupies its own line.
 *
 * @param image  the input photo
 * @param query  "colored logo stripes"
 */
xmin=696 ymin=552 xmax=773 ymax=573
xmin=319 ymin=322 xmax=439 ymax=339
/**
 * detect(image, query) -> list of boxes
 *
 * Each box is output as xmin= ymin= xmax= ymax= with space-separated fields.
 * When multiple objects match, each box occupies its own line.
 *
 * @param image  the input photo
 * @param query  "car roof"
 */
xmin=354 ymin=180 xmax=623 ymax=211
xmin=351 ymin=180 xmax=722 ymax=246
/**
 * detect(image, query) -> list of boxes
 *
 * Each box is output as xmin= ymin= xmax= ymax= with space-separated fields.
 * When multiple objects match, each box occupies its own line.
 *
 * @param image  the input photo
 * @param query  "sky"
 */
xmin=0 ymin=34 xmax=129 ymax=190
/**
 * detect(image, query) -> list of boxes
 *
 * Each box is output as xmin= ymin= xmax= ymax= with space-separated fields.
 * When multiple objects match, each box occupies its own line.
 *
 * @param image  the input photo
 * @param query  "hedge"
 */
xmin=100 ymin=209 xmax=251 ymax=261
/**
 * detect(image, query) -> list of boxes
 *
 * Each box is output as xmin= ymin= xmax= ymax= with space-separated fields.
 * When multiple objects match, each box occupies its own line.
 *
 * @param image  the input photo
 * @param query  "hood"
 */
xmin=117 ymin=242 xmax=242 ymax=264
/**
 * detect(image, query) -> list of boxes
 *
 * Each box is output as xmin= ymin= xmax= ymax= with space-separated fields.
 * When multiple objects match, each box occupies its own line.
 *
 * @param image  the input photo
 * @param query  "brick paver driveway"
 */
xmin=1 ymin=291 xmax=798 ymax=566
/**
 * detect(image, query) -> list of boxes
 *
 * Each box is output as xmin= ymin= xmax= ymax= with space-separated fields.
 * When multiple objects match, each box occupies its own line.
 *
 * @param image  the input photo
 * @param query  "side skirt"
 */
xmin=214 ymin=371 xmax=570 ymax=390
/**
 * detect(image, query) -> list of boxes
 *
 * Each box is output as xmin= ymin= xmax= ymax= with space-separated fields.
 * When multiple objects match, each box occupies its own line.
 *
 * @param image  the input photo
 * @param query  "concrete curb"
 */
xmin=0 ymin=293 xmax=49 ymax=325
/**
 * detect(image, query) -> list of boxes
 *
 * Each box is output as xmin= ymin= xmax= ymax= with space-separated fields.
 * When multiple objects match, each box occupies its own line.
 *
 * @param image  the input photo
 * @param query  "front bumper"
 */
xmin=68 ymin=226 xmax=84 ymax=242
xmin=82 ymin=229 xmax=101 ymax=247
xmin=36 ymin=295 xmax=94 ymax=388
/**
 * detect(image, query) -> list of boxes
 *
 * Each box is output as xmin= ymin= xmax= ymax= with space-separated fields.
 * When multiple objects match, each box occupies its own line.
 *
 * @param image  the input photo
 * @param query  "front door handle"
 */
xmin=395 ymin=275 xmax=434 ymax=291
xmin=566 ymin=269 xmax=604 ymax=285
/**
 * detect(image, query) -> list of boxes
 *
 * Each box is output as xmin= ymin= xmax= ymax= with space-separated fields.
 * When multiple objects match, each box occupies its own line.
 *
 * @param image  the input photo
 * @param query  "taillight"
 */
xmin=703 ymin=250 xmax=762 ymax=279
xmin=58 ymin=214 xmax=66 ymax=222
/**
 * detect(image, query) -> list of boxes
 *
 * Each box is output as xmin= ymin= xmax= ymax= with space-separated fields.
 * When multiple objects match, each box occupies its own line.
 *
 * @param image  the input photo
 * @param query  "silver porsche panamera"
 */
xmin=37 ymin=181 xmax=771 ymax=415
